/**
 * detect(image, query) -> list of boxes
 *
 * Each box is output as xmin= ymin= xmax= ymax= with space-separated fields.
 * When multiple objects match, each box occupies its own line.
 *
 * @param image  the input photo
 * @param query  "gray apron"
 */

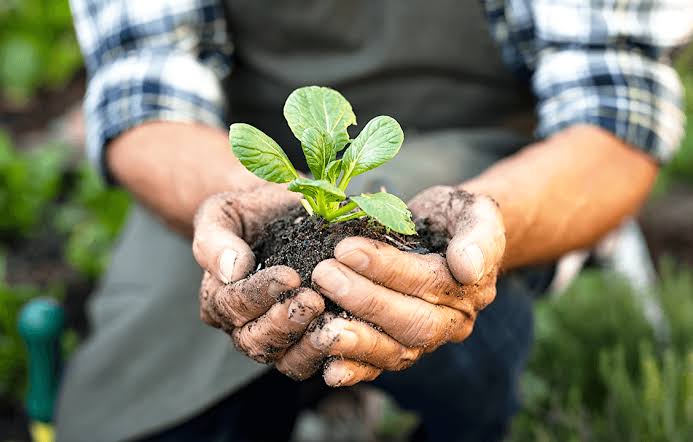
xmin=55 ymin=2 xmax=535 ymax=441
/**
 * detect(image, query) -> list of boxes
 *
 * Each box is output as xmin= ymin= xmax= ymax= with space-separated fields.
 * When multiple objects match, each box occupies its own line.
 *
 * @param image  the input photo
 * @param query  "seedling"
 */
xmin=230 ymin=86 xmax=416 ymax=235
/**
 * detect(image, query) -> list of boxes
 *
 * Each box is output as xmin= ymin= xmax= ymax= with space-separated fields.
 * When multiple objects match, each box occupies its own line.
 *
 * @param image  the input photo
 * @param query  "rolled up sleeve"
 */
xmin=531 ymin=0 xmax=692 ymax=163
xmin=70 ymin=0 xmax=233 ymax=181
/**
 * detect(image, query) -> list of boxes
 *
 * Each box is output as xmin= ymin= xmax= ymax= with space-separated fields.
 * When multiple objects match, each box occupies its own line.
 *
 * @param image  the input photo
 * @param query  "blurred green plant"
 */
xmin=55 ymin=164 xmax=131 ymax=278
xmin=0 ymin=130 xmax=129 ymax=404
xmin=0 ymin=129 xmax=130 ymax=276
xmin=509 ymin=264 xmax=693 ymax=442
xmin=0 ymin=0 xmax=82 ymax=104
xmin=0 ymin=131 xmax=69 ymax=237
xmin=654 ymin=45 xmax=693 ymax=193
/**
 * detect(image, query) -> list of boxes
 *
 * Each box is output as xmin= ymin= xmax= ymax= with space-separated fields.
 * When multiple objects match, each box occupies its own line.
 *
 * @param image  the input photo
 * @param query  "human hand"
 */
xmin=275 ymin=186 xmax=504 ymax=386
xmin=192 ymin=185 xmax=325 ymax=363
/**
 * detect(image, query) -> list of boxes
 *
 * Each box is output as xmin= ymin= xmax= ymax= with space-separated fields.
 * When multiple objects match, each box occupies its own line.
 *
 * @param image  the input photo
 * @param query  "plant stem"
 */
xmin=305 ymin=196 xmax=319 ymax=214
xmin=338 ymin=172 xmax=352 ymax=192
xmin=317 ymin=192 xmax=327 ymax=217
xmin=324 ymin=200 xmax=358 ymax=221
xmin=330 ymin=210 xmax=366 ymax=223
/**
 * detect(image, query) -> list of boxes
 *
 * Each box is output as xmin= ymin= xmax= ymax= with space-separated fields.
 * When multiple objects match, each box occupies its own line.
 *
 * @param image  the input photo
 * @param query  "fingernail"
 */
xmin=339 ymin=249 xmax=370 ymax=272
xmin=268 ymin=279 xmax=290 ymax=296
xmin=288 ymin=299 xmax=314 ymax=324
xmin=328 ymin=365 xmax=353 ymax=387
xmin=314 ymin=266 xmax=350 ymax=298
xmin=219 ymin=249 xmax=237 ymax=283
xmin=463 ymin=244 xmax=485 ymax=282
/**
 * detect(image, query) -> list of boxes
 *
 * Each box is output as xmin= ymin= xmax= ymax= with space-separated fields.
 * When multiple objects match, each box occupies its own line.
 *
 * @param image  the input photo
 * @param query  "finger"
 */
xmin=323 ymin=359 xmax=382 ymax=387
xmin=199 ymin=271 xmax=224 ymax=328
xmin=213 ymin=266 xmax=301 ymax=328
xmin=446 ymin=195 xmax=506 ymax=285
xmin=275 ymin=313 xmax=338 ymax=380
xmin=315 ymin=316 xmax=422 ymax=370
xmin=275 ymin=312 xmax=421 ymax=379
xmin=334 ymin=237 xmax=466 ymax=309
xmin=312 ymin=260 xmax=470 ymax=348
xmin=473 ymin=275 xmax=498 ymax=311
xmin=231 ymin=288 xmax=324 ymax=363
xmin=192 ymin=193 xmax=256 ymax=283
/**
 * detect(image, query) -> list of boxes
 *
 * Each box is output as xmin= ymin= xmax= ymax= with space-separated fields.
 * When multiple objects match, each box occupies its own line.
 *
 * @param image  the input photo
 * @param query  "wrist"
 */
xmin=107 ymin=121 xmax=267 ymax=234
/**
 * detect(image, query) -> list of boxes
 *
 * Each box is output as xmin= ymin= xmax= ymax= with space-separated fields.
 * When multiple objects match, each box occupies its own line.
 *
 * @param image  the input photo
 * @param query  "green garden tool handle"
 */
xmin=18 ymin=298 xmax=64 ymax=428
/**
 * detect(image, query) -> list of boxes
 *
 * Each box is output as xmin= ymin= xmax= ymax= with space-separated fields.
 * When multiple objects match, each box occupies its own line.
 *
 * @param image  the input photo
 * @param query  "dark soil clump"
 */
xmin=252 ymin=206 xmax=449 ymax=286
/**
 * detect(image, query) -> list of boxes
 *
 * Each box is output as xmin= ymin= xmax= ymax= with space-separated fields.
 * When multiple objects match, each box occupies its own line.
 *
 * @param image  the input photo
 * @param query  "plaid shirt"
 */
xmin=71 ymin=0 xmax=693 ymax=179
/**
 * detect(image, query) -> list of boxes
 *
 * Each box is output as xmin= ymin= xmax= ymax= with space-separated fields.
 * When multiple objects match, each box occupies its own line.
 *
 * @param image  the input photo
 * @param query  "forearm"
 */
xmin=107 ymin=121 xmax=266 ymax=235
xmin=463 ymin=124 xmax=658 ymax=270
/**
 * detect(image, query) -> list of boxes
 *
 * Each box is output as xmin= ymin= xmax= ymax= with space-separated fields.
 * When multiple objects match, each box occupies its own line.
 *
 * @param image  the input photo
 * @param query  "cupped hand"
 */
xmin=275 ymin=186 xmax=505 ymax=386
xmin=193 ymin=185 xmax=325 ymax=363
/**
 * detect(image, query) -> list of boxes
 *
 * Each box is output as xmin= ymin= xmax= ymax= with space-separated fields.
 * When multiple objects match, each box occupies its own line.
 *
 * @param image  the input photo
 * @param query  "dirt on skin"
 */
xmin=251 ymin=205 xmax=450 ymax=327
xmin=252 ymin=206 xmax=449 ymax=287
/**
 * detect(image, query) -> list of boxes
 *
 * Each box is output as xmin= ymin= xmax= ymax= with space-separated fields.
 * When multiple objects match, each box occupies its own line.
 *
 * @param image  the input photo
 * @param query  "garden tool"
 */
xmin=18 ymin=298 xmax=64 ymax=442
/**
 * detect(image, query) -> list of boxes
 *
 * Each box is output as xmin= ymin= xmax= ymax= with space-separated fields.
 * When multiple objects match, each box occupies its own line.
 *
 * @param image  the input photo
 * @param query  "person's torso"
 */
xmin=224 ymin=0 xmax=535 ymax=168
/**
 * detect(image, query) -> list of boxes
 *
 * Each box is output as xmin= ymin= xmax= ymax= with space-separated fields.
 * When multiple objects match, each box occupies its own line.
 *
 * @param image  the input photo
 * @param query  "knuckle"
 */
xmin=353 ymin=293 xmax=384 ymax=320
xmin=475 ymin=284 xmax=496 ymax=311
xmin=213 ymin=289 xmax=246 ymax=327
xmin=393 ymin=347 xmax=423 ymax=370
xmin=451 ymin=317 xmax=475 ymax=343
xmin=275 ymin=360 xmax=308 ymax=381
xmin=232 ymin=331 xmax=272 ymax=364
xmin=199 ymin=306 xmax=218 ymax=327
xmin=402 ymin=308 xmax=443 ymax=347
xmin=420 ymin=257 xmax=454 ymax=295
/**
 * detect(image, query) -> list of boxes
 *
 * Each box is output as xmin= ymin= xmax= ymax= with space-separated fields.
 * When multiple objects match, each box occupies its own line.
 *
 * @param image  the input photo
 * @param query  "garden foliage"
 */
xmin=510 ymin=265 xmax=693 ymax=442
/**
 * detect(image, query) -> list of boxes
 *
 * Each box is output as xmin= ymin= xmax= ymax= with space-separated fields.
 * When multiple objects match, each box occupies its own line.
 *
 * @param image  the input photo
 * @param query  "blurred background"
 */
xmin=0 ymin=1 xmax=691 ymax=441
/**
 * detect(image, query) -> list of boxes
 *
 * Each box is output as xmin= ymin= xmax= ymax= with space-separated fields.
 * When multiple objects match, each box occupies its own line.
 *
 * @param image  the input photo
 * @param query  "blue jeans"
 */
xmin=138 ymin=268 xmax=549 ymax=442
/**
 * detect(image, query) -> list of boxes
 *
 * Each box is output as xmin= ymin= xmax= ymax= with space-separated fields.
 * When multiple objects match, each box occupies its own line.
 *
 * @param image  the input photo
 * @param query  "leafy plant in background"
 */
xmin=0 ymin=0 xmax=82 ymax=104
xmin=0 ymin=131 xmax=68 ymax=238
xmin=0 ymin=132 xmax=129 ymax=403
xmin=230 ymin=86 xmax=416 ymax=235
xmin=55 ymin=164 xmax=131 ymax=278
xmin=509 ymin=265 xmax=693 ymax=442
xmin=653 ymin=45 xmax=693 ymax=193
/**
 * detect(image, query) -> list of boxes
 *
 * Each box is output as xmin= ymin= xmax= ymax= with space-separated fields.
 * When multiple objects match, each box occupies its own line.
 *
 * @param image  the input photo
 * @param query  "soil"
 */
xmin=252 ymin=206 xmax=449 ymax=288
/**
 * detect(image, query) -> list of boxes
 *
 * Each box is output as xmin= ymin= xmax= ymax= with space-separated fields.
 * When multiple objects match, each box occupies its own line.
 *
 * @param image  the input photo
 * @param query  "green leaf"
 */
xmin=301 ymin=128 xmax=332 ymax=180
xmin=351 ymin=192 xmax=416 ymax=235
xmin=284 ymin=86 xmax=356 ymax=152
xmin=341 ymin=116 xmax=403 ymax=183
xmin=325 ymin=159 xmax=342 ymax=184
xmin=288 ymin=178 xmax=346 ymax=202
xmin=229 ymin=123 xmax=298 ymax=183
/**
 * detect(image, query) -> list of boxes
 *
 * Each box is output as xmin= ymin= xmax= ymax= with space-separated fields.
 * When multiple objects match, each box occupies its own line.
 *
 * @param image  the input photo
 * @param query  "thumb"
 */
xmin=446 ymin=194 xmax=505 ymax=285
xmin=192 ymin=193 xmax=256 ymax=284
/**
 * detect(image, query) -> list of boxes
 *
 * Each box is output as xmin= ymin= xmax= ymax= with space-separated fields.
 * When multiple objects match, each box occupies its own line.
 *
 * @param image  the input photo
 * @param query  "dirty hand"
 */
xmin=193 ymin=185 xmax=326 ymax=363
xmin=275 ymin=186 xmax=504 ymax=386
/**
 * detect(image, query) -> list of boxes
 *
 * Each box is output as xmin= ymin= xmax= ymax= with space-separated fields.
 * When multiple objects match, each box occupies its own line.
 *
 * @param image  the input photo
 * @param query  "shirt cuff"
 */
xmin=84 ymin=52 xmax=227 ymax=183
xmin=533 ymin=48 xmax=685 ymax=163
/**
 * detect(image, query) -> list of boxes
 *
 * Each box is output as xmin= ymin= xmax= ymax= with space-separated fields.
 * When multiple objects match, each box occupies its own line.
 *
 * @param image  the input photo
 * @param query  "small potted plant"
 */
xmin=230 ymin=86 xmax=446 ymax=286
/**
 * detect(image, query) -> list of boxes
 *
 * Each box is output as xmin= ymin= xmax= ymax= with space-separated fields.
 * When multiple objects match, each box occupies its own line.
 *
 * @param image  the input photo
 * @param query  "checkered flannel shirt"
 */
xmin=70 ymin=0 xmax=693 ymax=179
